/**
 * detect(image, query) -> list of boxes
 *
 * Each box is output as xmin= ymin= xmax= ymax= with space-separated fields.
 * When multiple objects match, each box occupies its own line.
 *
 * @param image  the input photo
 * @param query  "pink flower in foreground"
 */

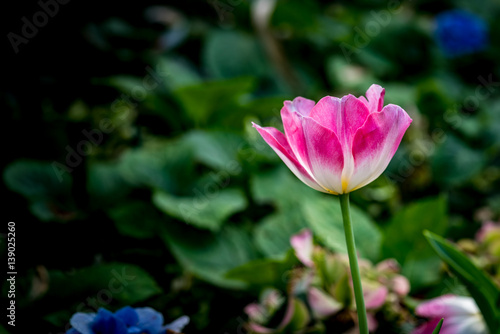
xmin=413 ymin=295 xmax=487 ymax=334
xmin=253 ymin=84 xmax=412 ymax=194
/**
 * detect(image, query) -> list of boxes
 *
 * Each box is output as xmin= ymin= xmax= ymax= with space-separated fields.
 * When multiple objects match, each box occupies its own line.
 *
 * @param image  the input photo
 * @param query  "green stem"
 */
xmin=339 ymin=193 xmax=368 ymax=334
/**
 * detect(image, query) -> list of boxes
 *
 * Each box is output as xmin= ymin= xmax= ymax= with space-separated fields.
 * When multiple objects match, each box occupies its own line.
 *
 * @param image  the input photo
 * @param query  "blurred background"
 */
xmin=2 ymin=0 xmax=500 ymax=333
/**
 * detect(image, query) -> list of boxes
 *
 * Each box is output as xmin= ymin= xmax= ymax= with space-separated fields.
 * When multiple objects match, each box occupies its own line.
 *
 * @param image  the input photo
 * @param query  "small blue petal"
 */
xmin=163 ymin=315 xmax=189 ymax=333
xmin=135 ymin=307 xmax=164 ymax=333
xmin=66 ymin=329 xmax=82 ymax=334
xmin=69 ymin=312 xmax=96 ymax=334
xmin=435 ymin=9 xmax=488 ymax=57
xmin=126 ymin=326 xmax=143 ymax=334
xmin=91 ymin=308 xmax=128 ymax=334
xmin=115 ymin=306 xmax=139 ymax=327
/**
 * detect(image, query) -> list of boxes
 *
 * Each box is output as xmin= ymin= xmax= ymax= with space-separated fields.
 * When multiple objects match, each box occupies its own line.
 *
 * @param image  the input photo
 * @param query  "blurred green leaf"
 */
xmin=161 ymin=225 xmax=258 ymax=289
xmin=431 ymin=135 xmax=485 ymax=187
xmin=425 ymin=231 xmax=500 ymax=334
xmin=254 ymin=207 xmax=308 ymax=258
xmin=432 ymin=318 xmax=444 ymax=334
xmin=182 ymin=130 xmax=246 ymax=171
xmin=326 ymin=56 xmax=377 ymax=91
xmin=108 ymin=201 xmax=162 ymax=239
xmin=203 ymin=30 xmax=267 ymax=79
xmin=44 ymin=263 xmax=162 ymax=305
xmin=153 ymin=188 xmax=247 ymax=231
xmin=272 ymin=0 xmax=319 ymax=32
xmin=251 ymin=166 xmax=318 ymax=209
xmin=88 ymin=161 xmax=131 ymax=207
xmin=105 ymin=75 xmax=155 ymax=101
xmin=383 ymin=196 xmax=448 ymax=289
xmin=4 ymin=160 xmax=71 ymax=199
xmin=287 ymin=298 xmax=311 ymax=331
xmin=0 ymin=323 xmax=12 ymax=334
xmin=173 ymin=77 xmax=255 ymax=126
xmin=155 ymin=56 xmax=201 ymax=90
xmin=118 ymin=139 xmax=194 ymax=194
xmin=225 ymin=250 xmax=297 ymax=289
xmin=4 ymin=160 xmax=75 ymax=221
xmin=303 ymin=195 xmax=382 ymax=262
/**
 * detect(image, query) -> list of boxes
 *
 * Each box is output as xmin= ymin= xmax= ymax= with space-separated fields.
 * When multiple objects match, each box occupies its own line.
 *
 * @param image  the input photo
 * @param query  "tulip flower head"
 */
xmin=253 ymin=85 xmax=412 ymax=194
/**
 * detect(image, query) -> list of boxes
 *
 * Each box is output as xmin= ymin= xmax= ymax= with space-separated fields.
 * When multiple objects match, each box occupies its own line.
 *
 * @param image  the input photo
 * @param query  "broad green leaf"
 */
xmin=383 ymin=196 xmax=447 ymax=289
xmin=240 ymin=96 xmax=291 ymax=120
xmin=431 ymin=135 xmax=485 ymax=187
xmin=253 ymin=207 xmax=308 ymax=258
xmin=153 ymin=188 xmax=247 ymax=231
xmin=155 ymin=56 xmax=201 ymax=90
xmin=4 ymin=160 xmax=74 ymax=221
xmin=173 ymin=77 xmax=255 ymax=125
xmin=88 ymin=161 xmax=131 ymax=207
xmin=44 ymin=263 xmax=162 ymax=306
xmin=108 ymin=201 xmax=162 ymax=239
xmin=118 ymin=139 xmax=194 ymax=194
xmin=425 ymin=231 xmax=500 ymax=334
xmin=287 ymin=298 xmax=311 ymax=332
xmin=182 ymin=130 xmax=246 ymax=171
xmin=161 ymin=225 xmax=258 ymax=289
xmin=272 ymin=0 xmax=319 ymax=32
xmin=225 ymin=250 xmax=297 ymax=289
xmin=432 ymin=319 xmax=444 ymax=334
xmin=4 ymin=160 xmax=71 ymax=199
xmin=251 ymin=166 xmax=318 ymax=209
xmin=303 ymin=195 xmax=382 ymax=262
xmin=203 ymin=30 xmax=267 ymax=79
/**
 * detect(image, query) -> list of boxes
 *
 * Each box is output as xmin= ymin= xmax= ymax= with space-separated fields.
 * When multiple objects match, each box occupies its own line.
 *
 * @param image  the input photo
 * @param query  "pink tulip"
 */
xmin=413 ymin=295 xmax=487 ymax=334
xmin=253 ymin=85 xmax=412 ymax=194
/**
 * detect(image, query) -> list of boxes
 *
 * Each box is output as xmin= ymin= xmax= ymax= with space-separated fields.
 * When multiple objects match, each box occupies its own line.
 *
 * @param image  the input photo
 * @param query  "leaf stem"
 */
xmin=339 ymin=193 xmax=368 ymax=334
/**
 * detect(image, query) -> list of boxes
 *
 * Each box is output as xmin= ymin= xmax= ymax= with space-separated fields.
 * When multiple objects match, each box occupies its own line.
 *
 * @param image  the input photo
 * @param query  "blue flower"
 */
xmin=66 ymin=306 xmax=189 ymax=334
xmin=435 ymin=9 xmax=488 ymax=57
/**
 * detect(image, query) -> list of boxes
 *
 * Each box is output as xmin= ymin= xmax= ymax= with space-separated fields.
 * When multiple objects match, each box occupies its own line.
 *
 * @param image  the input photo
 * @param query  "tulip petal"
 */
xmin=416 ymin=295 xmax=479 ymax=318
xmin=367 ymin=312 xmax=379 ymax=332
xmin=290 ymin=229 xmax=314 ymax=267
xmin=441 ymin=315 xmax=487 ymax=334
xmin=364 ymin=286 xmax=388 ymax=309
xmin=308 ymin=287 xmax=342 ymax=319
xmin=347 ymin=104 xmax=412 ymax=192
xmin=392 ymin=275 xmax=410 ymax=296
xmin=309 ymin=95 xmax=370 ymax=145
xmin=412 ymin=318 xmax=443 ymax=334
xmin=300 ymin=116 xmax=344 ymax=194
xmin=281 ymin=105 xmax=311 ymax=171
xmin=252 ymin=123 xmax=326 ymax=193
xmin=358 ymin=84 xmax=385 ymax=113
xmin=308 ymin=96 xmax=342 ymax=133
xmin=284 ymin=96 xmax=316 ymax=116
xmin=413 ymin=316 xmax=487 ymax=334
